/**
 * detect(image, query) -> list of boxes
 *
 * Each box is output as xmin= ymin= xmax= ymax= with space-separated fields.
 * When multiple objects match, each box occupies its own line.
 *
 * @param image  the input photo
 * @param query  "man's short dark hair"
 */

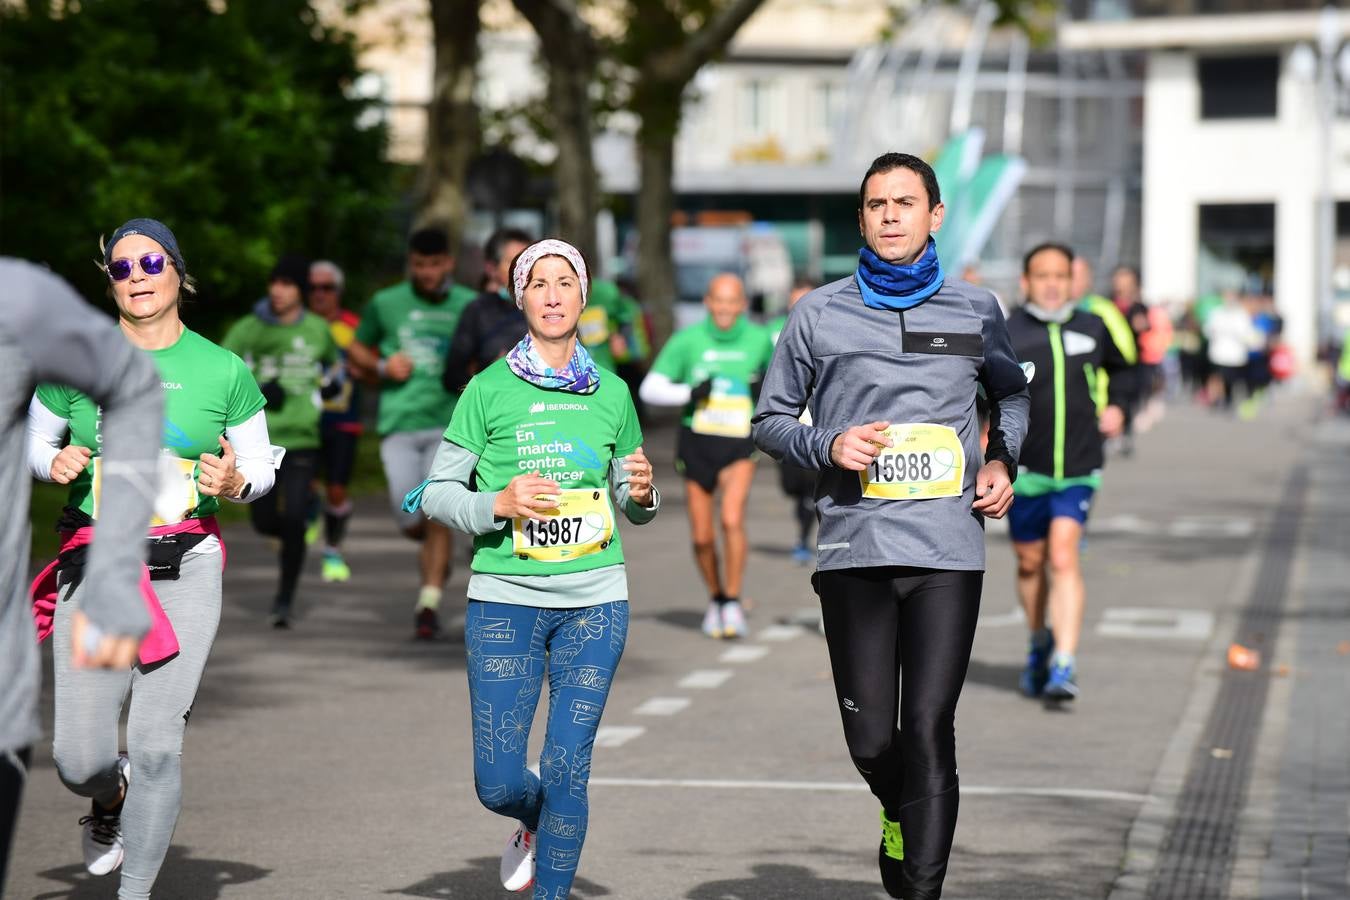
xmin=1022 ymin=242 xmax=1075 ymax=274
xmin=859 ymin=153 xmax=941 ymax=211
xmin=409 ymin=227 xmax=451 ymax=257
xmin=484 ymin=227 xmax=534 ymax=264
xmin=1113 ymin=263 xmax=1140 ymax=282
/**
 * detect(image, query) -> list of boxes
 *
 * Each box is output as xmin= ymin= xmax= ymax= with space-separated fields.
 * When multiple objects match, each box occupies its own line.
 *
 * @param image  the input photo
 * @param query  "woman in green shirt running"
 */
xmin=406 ymin=238 xmax=658 ymax=898
xmin=26 ymin=219 xmax=275 ymax=899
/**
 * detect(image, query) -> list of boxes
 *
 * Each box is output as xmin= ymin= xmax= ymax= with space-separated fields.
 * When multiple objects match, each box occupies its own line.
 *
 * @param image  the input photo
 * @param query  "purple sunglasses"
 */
xmin=108 ymin=253 xmax=168 ymax=281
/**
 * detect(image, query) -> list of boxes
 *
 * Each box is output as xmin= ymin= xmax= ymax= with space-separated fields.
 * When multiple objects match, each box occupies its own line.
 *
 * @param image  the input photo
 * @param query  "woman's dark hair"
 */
xmin=859 ymin=153 xmax=941 ymax=211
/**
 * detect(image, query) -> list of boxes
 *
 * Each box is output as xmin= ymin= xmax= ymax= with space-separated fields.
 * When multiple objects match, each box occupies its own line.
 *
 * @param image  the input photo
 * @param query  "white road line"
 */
xmin=593 ymin=726 xmax=645 ymax=748
xmin=678 ymin=670 xmax=735 ymax=689
xmin=719 ymin=645 xmax=770 ymax=663
xmin=756 ymin=624 xmax=805 ymax=642
xmin=588 ymin=777 xmax=1148 ymax=804
xmin=634 ymin=697 xmax=691 ymax=716
xmin=978 ymin=605 xmax=1025 ymax=628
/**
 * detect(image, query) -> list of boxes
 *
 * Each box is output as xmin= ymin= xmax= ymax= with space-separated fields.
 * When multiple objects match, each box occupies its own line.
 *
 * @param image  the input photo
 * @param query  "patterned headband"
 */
xmin=511 ymin=239 xmax=589 ymax=309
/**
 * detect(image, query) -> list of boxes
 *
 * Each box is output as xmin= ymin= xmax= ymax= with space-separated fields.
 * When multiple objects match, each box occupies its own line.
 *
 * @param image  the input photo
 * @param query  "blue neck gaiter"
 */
xmin=855 ymin=238 xmax=945 ymax=311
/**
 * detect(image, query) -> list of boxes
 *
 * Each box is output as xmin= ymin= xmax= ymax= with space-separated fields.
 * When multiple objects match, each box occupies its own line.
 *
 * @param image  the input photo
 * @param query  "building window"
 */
xmin=815 ymin=81 xmax=840 ymax=134
xmin=743 ymin=78 xmax=773 ymax=134
xmin=1198 ymin=203 xmax=1275 ymax=296
xmin=1198 ymin=55 xmax=1278 ymax=120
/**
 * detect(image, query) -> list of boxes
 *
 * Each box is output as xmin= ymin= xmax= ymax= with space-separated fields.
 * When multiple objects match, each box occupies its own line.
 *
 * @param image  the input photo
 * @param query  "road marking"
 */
xmin=678 ymin=670 xmax=734 ymax=689
xmin=588 ymin=777 xmax=1147 ymax=804
xmin=634 ymin=697 xmax=691 ymax=716
xmin=1089 ymin=514 xmax=1254 ymax=540
xmin=978 ymin=605 xmax=1025 ymax=628
xmin=593 ymin=726 xmax=645 ymax=748
xmin=720 ymin=645 xmax=769 ymax=663
xmin=1096 ymin=607 xmax=1215 ymax=641
xmin=756 ymin=624 xmax=805 ymax=642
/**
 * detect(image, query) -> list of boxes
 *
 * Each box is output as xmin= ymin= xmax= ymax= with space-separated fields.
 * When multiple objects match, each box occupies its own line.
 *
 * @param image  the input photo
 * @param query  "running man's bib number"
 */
xmin=90 ymin=455 xmax=200 ymax=525
xmin=859 ymin=424 xmax=965 ymax=500
xmin=577 ymin=307 xmax=611 ymax=346
xmin=512 ymin=488 xmax=616 ymax=563
xmin=691 ymin=393 xmax=753 ymax=438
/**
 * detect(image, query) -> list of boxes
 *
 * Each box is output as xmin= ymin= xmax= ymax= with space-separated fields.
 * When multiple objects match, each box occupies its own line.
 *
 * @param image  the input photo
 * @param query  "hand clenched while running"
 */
xmin=830 ymin=421 xmax=894 ymax=471
xmin=494 ymin=473 xmax=561 ymax=522
xmin=50 ymin=444 xmax=93 ymax=484
xmin=622 ymin=446 xmax=655 ymax=508
xmin=198 ymin=436 xmax=245 ymax=498
xmin=971 ymin=460 xmax=1014 ymax=518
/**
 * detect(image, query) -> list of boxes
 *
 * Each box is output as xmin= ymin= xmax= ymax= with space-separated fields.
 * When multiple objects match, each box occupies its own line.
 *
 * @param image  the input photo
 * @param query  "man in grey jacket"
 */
xmin=0 ymin=259 xmax=162 ymax=891
xmin=752 ymin=153 xmax=1029 ymax=900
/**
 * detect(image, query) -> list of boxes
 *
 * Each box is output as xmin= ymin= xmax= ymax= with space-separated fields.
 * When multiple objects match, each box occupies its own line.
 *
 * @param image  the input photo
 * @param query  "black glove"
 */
xmin=690 ymin=380 xmax=713 ymax=403
xmin=319 ymin=375 xmax=343 ymax=401
xmin=260 ymin=380 xmax=285 ymax=410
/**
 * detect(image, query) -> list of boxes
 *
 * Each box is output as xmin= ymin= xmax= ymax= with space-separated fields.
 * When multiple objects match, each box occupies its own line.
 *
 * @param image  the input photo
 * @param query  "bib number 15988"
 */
xmin=858 ymin=423 xmax=965 ymax=500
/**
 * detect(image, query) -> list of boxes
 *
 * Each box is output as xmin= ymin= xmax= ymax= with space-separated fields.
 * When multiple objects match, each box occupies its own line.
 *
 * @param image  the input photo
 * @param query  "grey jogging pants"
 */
xmin=51 ymin=549 xmax=222 ymax=900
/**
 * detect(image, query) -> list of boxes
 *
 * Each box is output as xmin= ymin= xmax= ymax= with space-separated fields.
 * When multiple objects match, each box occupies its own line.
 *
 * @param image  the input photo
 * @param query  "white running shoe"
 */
xmin=720 ymin=600 xmax=748 ymax=639
xmin=80 ymin=756 xmax=130 ymax=876
xmin=701 ymin=601 xmax=724 ymax=638
xmin=500 ymin=822 xmax=536 ymax=892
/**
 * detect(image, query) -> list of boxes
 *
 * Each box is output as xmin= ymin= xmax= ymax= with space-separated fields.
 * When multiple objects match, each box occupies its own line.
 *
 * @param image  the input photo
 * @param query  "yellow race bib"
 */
xmin=691 ymin=393 xmax=753 ymax=438
xmin=91 ymin=455 xmax=200 ymax=525
xmin=859 ymin=424 xmax=965 ymax=500
xmin=512 ymin=488 xmax=616 ymax=563
xmin=578 ymin=307 xmax=611 ymax=347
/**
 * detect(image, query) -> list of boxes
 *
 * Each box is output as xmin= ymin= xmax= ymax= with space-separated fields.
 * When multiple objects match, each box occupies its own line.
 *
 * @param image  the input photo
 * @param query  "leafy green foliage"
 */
xmin=0 ymin=0 xmax=398 ymax=336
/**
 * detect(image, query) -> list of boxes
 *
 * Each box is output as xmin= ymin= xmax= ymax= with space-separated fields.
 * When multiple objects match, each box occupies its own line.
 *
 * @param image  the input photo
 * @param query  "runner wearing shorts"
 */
xmin=347 ymin=228 xmax=478 ymax=638
xmin=1006 ymin=243 xmax=1134 ymax=702
xmin=640 ymin=274 xmax=773 ymax=639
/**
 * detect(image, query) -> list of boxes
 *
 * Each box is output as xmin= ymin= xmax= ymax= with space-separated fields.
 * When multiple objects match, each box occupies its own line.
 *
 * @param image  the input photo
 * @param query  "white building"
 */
xmin=1063 ymin=4 xmax=1350 ymax=362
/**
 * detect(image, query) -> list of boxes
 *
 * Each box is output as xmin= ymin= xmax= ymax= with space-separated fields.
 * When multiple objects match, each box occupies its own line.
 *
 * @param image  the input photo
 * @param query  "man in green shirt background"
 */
xmin=223 ymin=255 xmax=339 ymax=627
xmin=347 ymin=228 xmax=477 ymax=639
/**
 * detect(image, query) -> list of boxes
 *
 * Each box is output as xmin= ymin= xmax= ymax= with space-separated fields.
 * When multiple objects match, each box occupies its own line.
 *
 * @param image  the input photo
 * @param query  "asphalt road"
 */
xmin=9 ymin=394 xmax=1345 ymax=900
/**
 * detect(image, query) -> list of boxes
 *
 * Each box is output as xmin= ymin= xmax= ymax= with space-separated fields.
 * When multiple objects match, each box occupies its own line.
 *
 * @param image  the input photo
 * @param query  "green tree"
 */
xmin=0 ymin=0 xmax=396 ymax=335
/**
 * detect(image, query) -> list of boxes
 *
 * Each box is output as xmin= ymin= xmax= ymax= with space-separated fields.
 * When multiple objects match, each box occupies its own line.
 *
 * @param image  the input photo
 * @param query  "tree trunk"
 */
xmin=512 ymin=0 xmax=599 ymax=267
xmin=635 ymin=108 xmax=679 ymax=346
xmin=418 ymin=0 xmax=482 ymax=246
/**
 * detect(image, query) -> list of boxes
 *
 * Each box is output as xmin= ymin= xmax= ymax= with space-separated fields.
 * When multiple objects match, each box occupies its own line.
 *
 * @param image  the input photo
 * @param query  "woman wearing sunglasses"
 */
xmin=27 ymin=218 xmax=276 ymax=898
xmin=406 ymin=239 xmax=658 ymax=897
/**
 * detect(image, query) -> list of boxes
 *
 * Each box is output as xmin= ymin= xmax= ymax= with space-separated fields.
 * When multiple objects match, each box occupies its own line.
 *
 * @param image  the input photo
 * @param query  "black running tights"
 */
xmin=817 ymin=567 xmax=983 ymax=900
xmin=249 ymin=450 xmax=318 ymax=607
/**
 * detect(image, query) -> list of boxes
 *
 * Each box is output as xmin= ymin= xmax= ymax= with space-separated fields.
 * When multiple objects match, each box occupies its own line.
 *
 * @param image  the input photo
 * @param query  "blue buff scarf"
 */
xmin=855 ymin=238 xmax=945 ymax=311
xmin=506 ymin=334 xmax=601 ymax=395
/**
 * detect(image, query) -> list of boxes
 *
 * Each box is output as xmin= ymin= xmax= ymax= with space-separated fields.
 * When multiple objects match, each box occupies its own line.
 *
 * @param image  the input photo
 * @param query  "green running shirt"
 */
xmin=355 ymin=281 xmax=477 ymax=435
xmin=649 ymin=316 xmax=774 ymax=428
xmin=221 ymin=312 xmax=337 ymax=451
xmin=35 ymin=328 xmax=265 ymax=520
xmin=444 ymin=359 xmax=643 ymax=578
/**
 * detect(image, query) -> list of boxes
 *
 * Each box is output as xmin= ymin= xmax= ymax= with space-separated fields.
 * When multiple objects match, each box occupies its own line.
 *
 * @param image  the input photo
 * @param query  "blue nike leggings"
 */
xmin=465 ymin=599 xmax=627 ymax=900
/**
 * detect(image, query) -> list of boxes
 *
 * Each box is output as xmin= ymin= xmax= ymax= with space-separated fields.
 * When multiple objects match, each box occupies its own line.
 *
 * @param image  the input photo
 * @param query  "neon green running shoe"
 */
xmin=321 ymin=551 xmax=351 ymax=583
xmin=879 ymin=808 xmax=904 ymax=896
xmin=305 ymin=517 xmax=322 ymax=547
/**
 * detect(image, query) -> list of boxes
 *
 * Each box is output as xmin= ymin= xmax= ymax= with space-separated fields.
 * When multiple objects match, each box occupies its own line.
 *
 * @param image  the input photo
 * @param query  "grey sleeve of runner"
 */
xmin=608 ymin=458 xmax=660 ymax=525
xmin=976 ymin=290 xmax=1030 ymax=469
xmin=420 ymin=439 xmax=507 ymax=535
xmin=751 ymin=301 xmax=840 ymax=470
xmin=6 ymin=259 xmax=162 ymax=638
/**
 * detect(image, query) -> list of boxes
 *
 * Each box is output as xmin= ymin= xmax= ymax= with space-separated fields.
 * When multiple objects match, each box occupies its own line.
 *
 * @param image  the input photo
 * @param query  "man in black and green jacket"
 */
xmin=1005 ymin=243 xmax=1135 ymax=702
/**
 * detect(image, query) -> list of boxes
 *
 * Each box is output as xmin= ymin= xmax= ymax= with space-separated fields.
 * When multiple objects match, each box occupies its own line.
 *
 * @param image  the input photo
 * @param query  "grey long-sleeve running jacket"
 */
xmin=751 ymin=274 xmax=1029 ymax=573
xmin=1 ymin=259 xmax=163 ymax=754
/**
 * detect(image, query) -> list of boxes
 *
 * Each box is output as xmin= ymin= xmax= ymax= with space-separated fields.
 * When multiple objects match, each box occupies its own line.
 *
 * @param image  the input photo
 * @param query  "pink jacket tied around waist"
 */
xmin=30 ymin=517 xmax=225 ymax=665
